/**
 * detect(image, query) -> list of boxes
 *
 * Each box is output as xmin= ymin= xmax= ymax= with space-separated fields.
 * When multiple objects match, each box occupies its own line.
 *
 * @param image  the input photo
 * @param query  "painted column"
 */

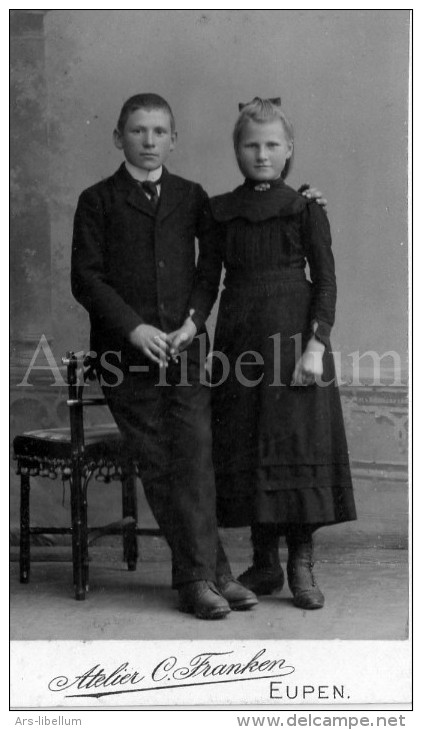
xmin=10 ymin=10 xmax=60 ymax=434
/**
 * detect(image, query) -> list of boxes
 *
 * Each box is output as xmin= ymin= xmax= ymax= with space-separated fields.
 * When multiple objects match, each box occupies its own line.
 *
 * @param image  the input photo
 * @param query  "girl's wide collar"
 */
xmin=210 ymin=178 xmax=307 ymax=222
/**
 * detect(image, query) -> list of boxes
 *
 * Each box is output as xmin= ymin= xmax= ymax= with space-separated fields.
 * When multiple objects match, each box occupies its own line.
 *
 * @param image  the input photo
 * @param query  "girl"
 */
xmin=198 ymin=97 xmax=357 ymax=610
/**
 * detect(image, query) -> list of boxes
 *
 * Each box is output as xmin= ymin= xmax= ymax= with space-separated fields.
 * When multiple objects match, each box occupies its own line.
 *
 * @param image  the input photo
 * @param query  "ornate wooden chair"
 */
xmin=13 ymin=352 xmax=160 ymax=600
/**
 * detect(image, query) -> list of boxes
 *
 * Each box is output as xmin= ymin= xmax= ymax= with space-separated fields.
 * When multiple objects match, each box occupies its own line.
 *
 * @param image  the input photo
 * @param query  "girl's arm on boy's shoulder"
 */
xmin=301 ymin=201 xmax=337 ymax=349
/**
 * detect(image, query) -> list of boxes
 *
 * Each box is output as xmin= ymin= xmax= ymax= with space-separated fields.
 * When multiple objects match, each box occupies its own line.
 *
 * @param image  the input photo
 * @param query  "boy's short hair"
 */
xmin=233 ymin=97 xmax=294 ymax=179
xmin=116 ymin=93 xmax=176 ymax=133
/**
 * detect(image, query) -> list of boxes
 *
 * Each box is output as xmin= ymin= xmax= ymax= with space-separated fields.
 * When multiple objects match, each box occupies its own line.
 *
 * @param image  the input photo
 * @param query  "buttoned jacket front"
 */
xmin=72 ymin=163 xmax=210 ymax=367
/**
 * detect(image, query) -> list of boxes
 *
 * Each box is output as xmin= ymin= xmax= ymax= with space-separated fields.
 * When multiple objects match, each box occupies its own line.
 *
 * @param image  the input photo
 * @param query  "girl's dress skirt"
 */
xmin=211 ymin=270 xmax=357 ymax=531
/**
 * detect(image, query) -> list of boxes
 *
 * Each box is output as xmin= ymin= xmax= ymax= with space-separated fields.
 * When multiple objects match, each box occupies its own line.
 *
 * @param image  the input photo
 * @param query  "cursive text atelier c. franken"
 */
xmin=48 ymin=649 xmax=295 ymax=697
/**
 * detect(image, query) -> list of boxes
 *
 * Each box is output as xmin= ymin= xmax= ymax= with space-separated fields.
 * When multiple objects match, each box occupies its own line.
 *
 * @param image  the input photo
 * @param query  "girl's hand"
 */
xmin=168 ymin=317 xmax=197 ymax=359
xmin=128 ymin=324 xmax=170 ymax=367
xmin=291 ymin=337 xmax=325 ymax=386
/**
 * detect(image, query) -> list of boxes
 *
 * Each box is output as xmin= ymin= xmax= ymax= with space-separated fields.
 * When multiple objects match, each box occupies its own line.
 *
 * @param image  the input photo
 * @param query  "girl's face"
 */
xmin=236 ymin=119 xmax=293 ymax=181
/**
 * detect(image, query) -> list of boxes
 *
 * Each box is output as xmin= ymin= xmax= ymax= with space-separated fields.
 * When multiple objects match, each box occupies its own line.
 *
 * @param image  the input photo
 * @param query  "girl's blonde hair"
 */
xmin=233 ymin=97 xmax=294 ymax=179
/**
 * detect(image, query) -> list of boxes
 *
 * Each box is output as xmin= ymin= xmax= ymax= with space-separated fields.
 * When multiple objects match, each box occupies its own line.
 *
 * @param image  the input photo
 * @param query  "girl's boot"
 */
xmin=286 ymin=529 xmax=324 ymax=609
xmin=237 ymin=524 xmax=285 ymax=595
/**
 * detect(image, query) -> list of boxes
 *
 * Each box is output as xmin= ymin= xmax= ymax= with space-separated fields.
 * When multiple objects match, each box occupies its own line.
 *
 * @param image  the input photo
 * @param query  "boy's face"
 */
xmin=113 ymin=108 xmax=176 ymax=170
xmin=236 ymin=119 xmax=292 ymax=181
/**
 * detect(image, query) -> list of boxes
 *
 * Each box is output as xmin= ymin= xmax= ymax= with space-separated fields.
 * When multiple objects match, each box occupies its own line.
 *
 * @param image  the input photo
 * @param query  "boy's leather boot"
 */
xmin=286 ymin=531 xmax=325 ymax=610
xmin=178 ymin=580 xmax=231 ymax=620
xmin=216 ymin=539 xmax=258 ymax=610
xmin=237 ymin=524 xmax=285 ymax=595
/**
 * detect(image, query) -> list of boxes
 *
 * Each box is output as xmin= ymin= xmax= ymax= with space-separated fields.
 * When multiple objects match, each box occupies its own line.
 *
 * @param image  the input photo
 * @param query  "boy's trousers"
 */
xmin=102 ymin=359 xmax=229 ymax=588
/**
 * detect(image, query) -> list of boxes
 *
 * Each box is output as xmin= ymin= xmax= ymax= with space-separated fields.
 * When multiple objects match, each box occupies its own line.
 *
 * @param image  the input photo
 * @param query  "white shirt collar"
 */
xmin=125 ymin=161 xmax=163 ymax=183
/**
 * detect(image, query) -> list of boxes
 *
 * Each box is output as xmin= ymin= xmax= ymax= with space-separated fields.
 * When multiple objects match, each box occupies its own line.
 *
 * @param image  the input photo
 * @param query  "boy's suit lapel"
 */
xmin=126 ymin=185 xmax=155 ymax=218
xmin=114 ymin=164 xmax=186 ymax=221
xmin=156 ymin=167 xmax=186 ymax=223
xmin=114 ymin=164 xmax=155 ymax=218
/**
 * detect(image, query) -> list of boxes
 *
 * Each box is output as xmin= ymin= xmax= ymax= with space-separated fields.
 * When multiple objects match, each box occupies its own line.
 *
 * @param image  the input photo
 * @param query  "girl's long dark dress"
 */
xmin=193 ymin=179 xmax=356 ymax=531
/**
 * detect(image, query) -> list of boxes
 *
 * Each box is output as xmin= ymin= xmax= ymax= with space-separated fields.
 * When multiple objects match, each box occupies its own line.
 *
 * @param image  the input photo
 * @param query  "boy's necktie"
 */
xmin=141 ymin=180 xmax=160 ymax=209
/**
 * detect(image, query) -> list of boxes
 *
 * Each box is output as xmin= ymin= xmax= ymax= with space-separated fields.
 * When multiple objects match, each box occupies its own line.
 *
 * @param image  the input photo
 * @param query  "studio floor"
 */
xmin=10 ymin=534 xmax=408 ymax=642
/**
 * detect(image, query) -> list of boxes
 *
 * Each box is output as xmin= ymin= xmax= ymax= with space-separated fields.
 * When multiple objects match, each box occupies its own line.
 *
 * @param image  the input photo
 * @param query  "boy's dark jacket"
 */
xmin=72 ymin=163 xmax=216 ymax=367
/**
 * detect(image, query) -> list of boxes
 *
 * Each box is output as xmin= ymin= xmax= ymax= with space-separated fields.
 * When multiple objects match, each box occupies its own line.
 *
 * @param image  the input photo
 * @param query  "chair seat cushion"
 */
xmin=13 ymin=423 xmax=126 ymax=464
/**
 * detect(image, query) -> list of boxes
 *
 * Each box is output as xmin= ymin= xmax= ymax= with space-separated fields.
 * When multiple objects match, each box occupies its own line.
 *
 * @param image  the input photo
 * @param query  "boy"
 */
xmin=71 ymin=93 xmax=257 ymax=620
xmin=72 ymin=93 xmax=325 ymax=620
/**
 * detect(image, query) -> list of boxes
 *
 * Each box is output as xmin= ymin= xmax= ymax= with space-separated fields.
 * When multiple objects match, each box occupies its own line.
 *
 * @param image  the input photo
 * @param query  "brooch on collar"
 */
xmin=254 ymin=182 xmax=271 ymax=192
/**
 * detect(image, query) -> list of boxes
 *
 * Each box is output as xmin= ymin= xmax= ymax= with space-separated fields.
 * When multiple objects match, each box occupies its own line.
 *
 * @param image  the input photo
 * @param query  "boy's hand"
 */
xmin=128 ymin=324 xmax=169 ymax=367
xmin=291 ymin=337 xmax=325 ymax=386
xmin=168 ymin=317 xmax=197 ymax=359
xmin=298 ymin=183 xmax=327 ymax=211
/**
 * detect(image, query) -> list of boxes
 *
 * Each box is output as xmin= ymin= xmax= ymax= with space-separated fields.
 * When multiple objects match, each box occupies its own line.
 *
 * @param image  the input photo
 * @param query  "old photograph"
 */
xmin=10 ymin=8 xmax=410 ymax=709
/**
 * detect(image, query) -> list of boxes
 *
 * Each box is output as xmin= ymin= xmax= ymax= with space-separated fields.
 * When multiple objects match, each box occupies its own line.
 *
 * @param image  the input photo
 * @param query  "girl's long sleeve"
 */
xmin=188 ymin=204 xmax=224 ymax=332
xmin=301 ymin=201 xmax=337 ymax=347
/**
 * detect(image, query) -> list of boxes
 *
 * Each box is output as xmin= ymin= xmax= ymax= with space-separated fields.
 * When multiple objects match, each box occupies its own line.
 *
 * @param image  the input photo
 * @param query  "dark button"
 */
xmin=158 ymin=260 xmax=165 ymax=269
xmin=159 ymin=302 xmax=165 ymax=311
